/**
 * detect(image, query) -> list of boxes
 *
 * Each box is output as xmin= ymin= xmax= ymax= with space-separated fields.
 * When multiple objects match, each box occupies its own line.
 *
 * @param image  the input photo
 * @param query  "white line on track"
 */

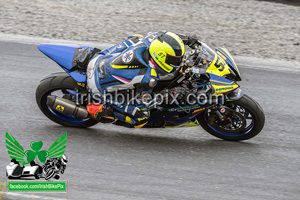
xmin=1 ymin=191 xmax=67 ymax=200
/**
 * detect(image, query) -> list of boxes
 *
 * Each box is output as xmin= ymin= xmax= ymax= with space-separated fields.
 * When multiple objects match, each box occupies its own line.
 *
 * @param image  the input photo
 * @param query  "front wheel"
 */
xmin=45 ymin=169 xmax=56 ymax=180
xmin=197 ymin=94 xmax=265 ymax=141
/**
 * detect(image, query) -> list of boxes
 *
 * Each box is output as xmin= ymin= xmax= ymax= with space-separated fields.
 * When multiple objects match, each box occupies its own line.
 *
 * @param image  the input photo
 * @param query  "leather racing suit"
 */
xmin=86 ymin=32 xmax=198 ymax=128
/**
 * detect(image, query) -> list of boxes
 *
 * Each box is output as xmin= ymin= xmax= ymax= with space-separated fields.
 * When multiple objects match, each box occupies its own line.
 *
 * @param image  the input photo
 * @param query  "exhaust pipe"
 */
xmin=47 ymin=95 xmax=89 ymax=119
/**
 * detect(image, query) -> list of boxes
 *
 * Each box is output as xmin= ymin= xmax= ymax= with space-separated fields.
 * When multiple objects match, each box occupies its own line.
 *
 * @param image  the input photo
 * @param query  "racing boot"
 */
xmin=87 ymin=103 xmax=114 ymax=120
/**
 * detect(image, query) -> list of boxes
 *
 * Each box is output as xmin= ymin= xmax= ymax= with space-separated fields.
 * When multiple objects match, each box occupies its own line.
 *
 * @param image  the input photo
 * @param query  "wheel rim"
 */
xmin=204 ymin=102 xmax=256 ymax=138
xmin=43 ymin=88 xmax=90 ymax=124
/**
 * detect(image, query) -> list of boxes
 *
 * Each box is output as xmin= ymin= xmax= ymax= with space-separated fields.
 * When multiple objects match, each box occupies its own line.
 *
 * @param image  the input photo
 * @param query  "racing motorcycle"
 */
xmin=36 ymin=42 xmax=265 ymax=141
xmin=42 ymin=156 xmax=67 ymax=180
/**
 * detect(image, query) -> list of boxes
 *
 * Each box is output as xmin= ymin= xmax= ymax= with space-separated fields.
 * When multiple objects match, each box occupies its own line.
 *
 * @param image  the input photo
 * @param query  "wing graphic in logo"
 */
xmin=5 ymin=132 xmax=27 ymax=166
xmin=47 ymin=132 xmax=67 ymax=159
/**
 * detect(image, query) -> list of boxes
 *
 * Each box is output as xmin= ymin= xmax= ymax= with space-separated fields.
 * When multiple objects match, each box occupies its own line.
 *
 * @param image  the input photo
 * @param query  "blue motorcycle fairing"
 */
xmin=67 ymin=70 xmax=87 ymax=83
xmin=38 ymin=44 xmax=79 ymax=70
xmin=209 ymin=73 xmax=243 ymax=100
xmin=208 ymin=73 xmax=235 ymax=84
xmin=38 ymin=44 xmax=94 ymax=83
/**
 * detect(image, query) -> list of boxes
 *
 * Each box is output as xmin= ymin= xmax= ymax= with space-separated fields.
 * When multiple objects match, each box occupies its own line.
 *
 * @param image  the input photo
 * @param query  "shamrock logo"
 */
xmin=25 ymin=141 xmax=48 ymax=164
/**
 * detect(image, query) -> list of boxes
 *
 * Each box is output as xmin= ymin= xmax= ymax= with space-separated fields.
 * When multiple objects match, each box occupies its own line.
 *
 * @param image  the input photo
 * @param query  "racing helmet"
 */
xmin=149 ymin=31 xmax=185 ymax=73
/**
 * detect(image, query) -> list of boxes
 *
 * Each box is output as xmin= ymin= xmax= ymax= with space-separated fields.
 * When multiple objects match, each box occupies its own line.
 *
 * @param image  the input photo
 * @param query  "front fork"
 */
xmin=208 ymin=88 xmax=244 ymax=122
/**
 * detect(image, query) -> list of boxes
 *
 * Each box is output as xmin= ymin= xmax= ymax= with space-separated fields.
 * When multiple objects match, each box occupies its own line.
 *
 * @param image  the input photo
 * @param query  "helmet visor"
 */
xmin=165 ymin=53 xmax=183 ymax=66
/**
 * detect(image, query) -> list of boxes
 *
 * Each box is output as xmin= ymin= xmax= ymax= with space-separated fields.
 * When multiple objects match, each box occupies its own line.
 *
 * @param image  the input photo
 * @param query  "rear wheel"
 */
xmin=34 ymin=172 xmax=40 ymax=179
xmin=197 ymin=94 xmax=265 ymax=141
xmin=36 ymin=72 xmax=98 ymax=128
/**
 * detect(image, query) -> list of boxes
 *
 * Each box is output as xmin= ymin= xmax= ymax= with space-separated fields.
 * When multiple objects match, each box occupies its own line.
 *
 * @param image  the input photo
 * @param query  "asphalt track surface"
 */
xmin=0 ymin=41 xmax=299 ymax=200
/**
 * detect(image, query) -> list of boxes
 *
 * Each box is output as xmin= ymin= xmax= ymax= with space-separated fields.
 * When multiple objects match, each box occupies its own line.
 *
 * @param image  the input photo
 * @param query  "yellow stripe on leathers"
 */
xmin=125 ymin=116 xmax=132 ymax=124
xmin=151 ymin=69 xmax=157 ymax=77
xmin=111 ymin=65 xmax=128 ymax=69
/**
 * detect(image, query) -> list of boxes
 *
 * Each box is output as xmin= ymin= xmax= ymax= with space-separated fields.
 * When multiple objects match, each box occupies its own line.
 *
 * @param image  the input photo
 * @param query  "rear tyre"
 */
xmin=36 ymin=72 xmax=98 ymax=128
xmin=197 ymin=94 xmax=265 ymax=141
xmin=34 ymin=172 xmax=40 ymax=179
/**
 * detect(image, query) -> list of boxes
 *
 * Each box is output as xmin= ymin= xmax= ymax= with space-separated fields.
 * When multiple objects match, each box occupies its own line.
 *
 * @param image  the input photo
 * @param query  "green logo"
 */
xmin=5 ymin=132 xmax=67 ymax=166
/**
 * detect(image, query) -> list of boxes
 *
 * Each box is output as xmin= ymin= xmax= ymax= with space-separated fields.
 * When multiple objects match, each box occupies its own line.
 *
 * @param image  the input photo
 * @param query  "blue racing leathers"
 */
xmin=86 ymin=33 xmax=159 ymax=127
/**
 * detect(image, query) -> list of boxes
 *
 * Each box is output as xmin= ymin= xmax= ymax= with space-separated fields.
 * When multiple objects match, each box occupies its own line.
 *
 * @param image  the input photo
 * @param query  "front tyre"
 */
xmin=45 ymin=169 xmax=56 ymax=180
xmin=197 ymin=94 xmax=265 ymax=141
xmin=36 ymin=72 xmax=98 ymax=128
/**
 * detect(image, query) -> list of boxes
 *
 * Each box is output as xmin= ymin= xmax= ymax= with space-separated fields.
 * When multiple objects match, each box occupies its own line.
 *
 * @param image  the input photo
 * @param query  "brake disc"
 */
xmin=211 ymin=108 xmax=247 ymax=133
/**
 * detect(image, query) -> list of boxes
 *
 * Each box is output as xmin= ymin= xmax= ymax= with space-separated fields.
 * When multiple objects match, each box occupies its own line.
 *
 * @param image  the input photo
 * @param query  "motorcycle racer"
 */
xmin=37 ymin=29 xmax=265 ymax=140
xmin=86 ymin=31 xmax=199 ymax=128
